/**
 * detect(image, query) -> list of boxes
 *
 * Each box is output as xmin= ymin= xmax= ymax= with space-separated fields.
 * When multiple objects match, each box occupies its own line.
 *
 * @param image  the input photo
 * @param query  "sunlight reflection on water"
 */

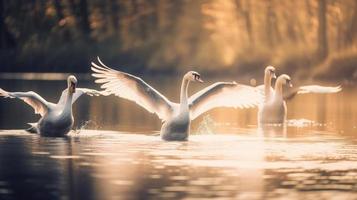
xmin=0 ymin=129 xmax=357 ymax=199
xmin=0 ymin=78 xmax=356 ymax=199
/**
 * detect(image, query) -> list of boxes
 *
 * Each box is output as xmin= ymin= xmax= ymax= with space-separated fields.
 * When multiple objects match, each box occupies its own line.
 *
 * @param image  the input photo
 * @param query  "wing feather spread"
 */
xmin=189 ymin=82 xmax=263 ymax=120
xmin=284 ymin=85 xmax=342 ymax=100
xmin=91 ymin=57 xmax=175 ymax=121
xmin=0 ymin=88 xmax=51 ymax=116
xmin=57 ymin=88 xmax=104 ymax=105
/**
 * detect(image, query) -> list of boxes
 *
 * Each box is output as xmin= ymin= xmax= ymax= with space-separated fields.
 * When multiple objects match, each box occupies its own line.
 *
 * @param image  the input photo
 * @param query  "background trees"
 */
xmin=0 ymin=0 xmax=356 ymax=82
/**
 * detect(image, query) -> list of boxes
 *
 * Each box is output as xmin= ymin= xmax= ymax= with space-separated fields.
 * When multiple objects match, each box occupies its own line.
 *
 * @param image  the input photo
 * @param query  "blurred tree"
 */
xmin=265 ymin=0 xmax=281 ymax=47
xmin=317 ymin=0 xmax=328 ymax=59
xmin=110 ymin=0 xmax=120 ymax=36
xmin=0 ymin=0 xmax=355 ymax=81
xmin=53 ymin=0 xmax=71 ymax=42
xmin=79 ymin=0 xmax=91 ymax=39
xmin=53 ymin=0 xmax=64 ymax=22
xmin=69 ymin=0 xmax=91 ymax=39
xmin=0 ymin=0 xmax=15 ymax=49
xmin=344 ymin=0 xmax=357 ymax=47
xmin=235 ymin=0 xmax=254 ymax=46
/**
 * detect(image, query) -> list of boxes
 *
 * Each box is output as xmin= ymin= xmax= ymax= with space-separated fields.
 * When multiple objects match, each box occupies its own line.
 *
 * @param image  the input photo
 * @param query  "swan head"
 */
xmin=185 ymin=71 xmax=203 ymax=83
xmin=67 ymin=75 xmax=77 ymax=93
xmin=277 ymin=74 xmax=293 ymax=87
xmin=265 ymin=66 xmax=276 ymax=79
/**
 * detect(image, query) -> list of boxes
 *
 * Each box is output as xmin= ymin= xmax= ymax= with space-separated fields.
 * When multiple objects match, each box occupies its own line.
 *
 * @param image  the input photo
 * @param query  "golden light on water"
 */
xmin=11 ymin=129 xmax=349 ymax=199
xmin=1 ymin=83 xmax=356 ymax=199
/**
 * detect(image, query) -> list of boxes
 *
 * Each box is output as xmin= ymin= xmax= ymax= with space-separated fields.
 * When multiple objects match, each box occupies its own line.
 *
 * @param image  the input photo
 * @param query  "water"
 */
xmin=0 ymin=77 xmax=356 ymax=200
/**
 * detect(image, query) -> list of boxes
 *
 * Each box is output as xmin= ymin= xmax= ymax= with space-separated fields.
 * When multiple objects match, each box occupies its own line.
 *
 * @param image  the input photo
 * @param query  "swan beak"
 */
xmin=289 ymin=82 xmax=293 ymax=87
xmin=70 ymin=82 xmax=76 ymax=93
xmin=193 ymin=73 xmax=203 ymax=82
xmin=272 ymin=73 xmax=277 ymax=79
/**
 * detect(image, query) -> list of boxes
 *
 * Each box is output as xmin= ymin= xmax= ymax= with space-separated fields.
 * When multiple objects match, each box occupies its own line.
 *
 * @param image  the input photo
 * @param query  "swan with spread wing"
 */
xmin=91 ymin=57 xmax=262 ymax=141
xmin=0 ymin=75 xmax=102 ymax=136
xmin=257 ymin=66 xmax=342 ymax=124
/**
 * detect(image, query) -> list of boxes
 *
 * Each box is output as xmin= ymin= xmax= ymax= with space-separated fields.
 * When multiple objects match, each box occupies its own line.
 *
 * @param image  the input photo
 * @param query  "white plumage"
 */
xmin=258 ymin=66 xmax=342 ymax=124
xmin=0 ymin=76 xmax=102 ymax=136
xmin=91 ymin=57 xmax=262 ymax=141
xmin=188 ymin=82 xmax=262 ymax=120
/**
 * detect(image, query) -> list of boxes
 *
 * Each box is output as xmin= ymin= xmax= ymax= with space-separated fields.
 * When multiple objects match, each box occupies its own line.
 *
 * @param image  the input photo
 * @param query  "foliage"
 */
xmin=0 ymin=0 xmax=356 ymax=81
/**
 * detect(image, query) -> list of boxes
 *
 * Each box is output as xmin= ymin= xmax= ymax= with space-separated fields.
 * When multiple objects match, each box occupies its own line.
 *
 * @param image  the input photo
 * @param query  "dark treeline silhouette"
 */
xmin=0 ymin=0 xmax=356 ymax=82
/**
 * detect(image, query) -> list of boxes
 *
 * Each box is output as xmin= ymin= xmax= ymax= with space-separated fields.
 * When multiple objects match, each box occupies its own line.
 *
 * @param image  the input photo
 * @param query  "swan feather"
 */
xmin=189 ymin=82 xmax=263 ymax=120
xmin=0 ymin=88 xmax=52 ymax=116
xmin=91 ymin=57 xmax=175 ymax=121
xmin=57 ymin=88 xmax=104 ymax=105
xmin=284 ymin=85 xmax=342 ymax=100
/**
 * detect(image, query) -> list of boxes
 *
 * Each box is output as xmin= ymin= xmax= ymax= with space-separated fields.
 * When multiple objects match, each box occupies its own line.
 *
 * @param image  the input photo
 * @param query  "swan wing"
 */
xmin=256 ymin=84 xmax=274 ymax=93
xmin=0 ymin=88 xmax=51 ymax=116
xmin=256 ymin=84 xmax=265 ymax=92
xmin=256 ymin=84 xmax=274 ymax=101
xmin=57 ymin=88 xmax=104 ymax=105
xmin=91 ymin=57 xmax=174 ymax=121
xmin=284 ymin=85 xmax=342 ymax=100
xmin=188 ymin=82 xmax=263 ymax=120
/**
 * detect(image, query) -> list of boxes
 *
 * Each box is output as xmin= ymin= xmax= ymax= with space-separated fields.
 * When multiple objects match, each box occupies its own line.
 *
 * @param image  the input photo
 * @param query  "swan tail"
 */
xmin=26 ymin=123 xmax=38 ymax=134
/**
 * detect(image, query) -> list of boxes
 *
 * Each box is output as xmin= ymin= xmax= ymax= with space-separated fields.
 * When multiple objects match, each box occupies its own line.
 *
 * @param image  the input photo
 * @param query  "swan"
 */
xmin=0 ymin=75 xmax=102 ymax=136
xmin=256 ymin=66 xmax=277 ymax=102
xmin=258 ymin=72 xmax=341 ymax=124
xmin=91 ymin=57 xmax=262 ymax=141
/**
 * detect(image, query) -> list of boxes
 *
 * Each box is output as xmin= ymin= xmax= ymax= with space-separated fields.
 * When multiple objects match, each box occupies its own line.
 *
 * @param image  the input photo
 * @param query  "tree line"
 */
xmin=0 ymin=0 xmax=356 ymax=81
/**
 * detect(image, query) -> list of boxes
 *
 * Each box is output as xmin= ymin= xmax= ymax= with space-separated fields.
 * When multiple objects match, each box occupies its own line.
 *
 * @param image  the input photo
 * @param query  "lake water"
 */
xmin=0 ymin=77 xmax=356 ymax=200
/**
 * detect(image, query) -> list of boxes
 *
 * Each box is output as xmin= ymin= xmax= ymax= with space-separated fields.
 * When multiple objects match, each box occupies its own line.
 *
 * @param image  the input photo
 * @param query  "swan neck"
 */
xmin=180 ymin=78 xmax=189 ymax=111
xmin=64 ymin=90 xmax=74 ymax=111
xmin=264 ymin=73 xmax=271 ymax=100
xmin=274 ymin=80 xmax=283 ymax=98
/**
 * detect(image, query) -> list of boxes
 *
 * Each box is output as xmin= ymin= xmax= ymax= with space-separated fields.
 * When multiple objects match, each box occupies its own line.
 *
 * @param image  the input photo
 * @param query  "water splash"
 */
xmin=74 ymin=120 xmax=101 ymax=134
xmin=194 ymin=115 xmax=216 ymax=135
xmin=287 ymin=119 xmax=323 ymax=128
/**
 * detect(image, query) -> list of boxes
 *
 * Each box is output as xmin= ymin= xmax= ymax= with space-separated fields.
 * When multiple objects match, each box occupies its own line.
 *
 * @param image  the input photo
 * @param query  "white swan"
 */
xmin=256 ymin=66 xmax=277 ymax=102
xmin=0 ymin=75 xmax=102 ymax=136
xmin=91 ymin=57 xmax=262 ymax=141
xmin=258 ymin=71 xmax=341 ymax=124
